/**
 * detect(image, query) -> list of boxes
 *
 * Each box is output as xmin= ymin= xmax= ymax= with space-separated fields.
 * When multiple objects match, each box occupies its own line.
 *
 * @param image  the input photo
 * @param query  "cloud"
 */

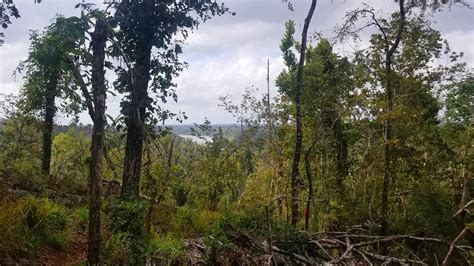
xmin=443 ymin=30 xmax=474 ymax=66
xmin=0 ymin=0 xmax=473 ymax=125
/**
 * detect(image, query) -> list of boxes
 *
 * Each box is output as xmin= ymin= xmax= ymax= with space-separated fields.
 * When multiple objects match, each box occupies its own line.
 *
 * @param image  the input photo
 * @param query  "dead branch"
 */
xmin=442 ymin=227 xmax=469 ymax=266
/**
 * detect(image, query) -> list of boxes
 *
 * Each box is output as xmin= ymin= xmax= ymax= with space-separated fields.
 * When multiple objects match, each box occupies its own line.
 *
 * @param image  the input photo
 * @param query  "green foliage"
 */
xmin=17 ymin=15 xmax=87 ymax=119
xmin=0 ymin=196 xmax=71 ymax=259
xmin=74 ymin=207 xmax=89 ymax=230
xmin=280 ymin=20 xmax=297 ymax=68
xmin=102 ymin=231 xmax=136 ymax=264
xmin=170 ymin=206 xmax=219 ymax=237
xmin=149 ymin=233 xmax=185 ymax=262
xmin=105 ymin=199 xmax=150 ymax=265
xmin=397 ymin=182 xmax=455 ymax=237
xmin=204 ymin=205 xmax=239 ymax=257
xmin=50 ymin=128 xmax=90 ymax=193
xmin=112 ymin=0 xmax=230 ymax=124
xmin=0 ymin=1 xmax=472 ymax=264
xmin=445 ymin=75 xmax=473 ymax=127
xmin=0 ymin=114 xmax=43 ymax=191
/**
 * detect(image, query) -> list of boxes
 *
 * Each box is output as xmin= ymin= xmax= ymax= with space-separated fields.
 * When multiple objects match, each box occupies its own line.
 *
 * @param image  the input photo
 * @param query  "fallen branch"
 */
xmin=442 ymin=227 xmax=469 ymax=266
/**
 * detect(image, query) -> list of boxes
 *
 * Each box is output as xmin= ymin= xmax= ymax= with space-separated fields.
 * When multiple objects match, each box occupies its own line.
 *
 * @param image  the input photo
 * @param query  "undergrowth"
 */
xmin=0 ymin=196 xmax=72 ymax=261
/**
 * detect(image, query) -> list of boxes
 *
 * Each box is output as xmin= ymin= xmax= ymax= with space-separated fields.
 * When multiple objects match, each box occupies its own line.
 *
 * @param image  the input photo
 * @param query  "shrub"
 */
xmin=102 ymin=231 xmax=134 ymax=264
xmin=170 ymin=206 xmax=218 ymax=237
xmin=74 ymin=207 xmax=89 ymax=230
xmin=104 ymin=199 xmax=149 ymax=265
xmin=203 ymin=206 xmax=238 ymax=263
xmin=50 ymin=129 xmax=90 ymax=194
xmin=149 ymin=233 xmax=185 ymax=263
xmin=0 ymin=196 xmax=72 ymax=260
xmin=22 ymin=196 xmax=71 ymax=249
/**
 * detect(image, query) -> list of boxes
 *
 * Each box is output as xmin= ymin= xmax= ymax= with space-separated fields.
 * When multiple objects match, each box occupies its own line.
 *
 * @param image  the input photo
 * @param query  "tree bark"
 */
xmin=290 ymin=0 xmax=317 ymax=226
xmin=304 ymin=139 xmax=317 ymax=231
xmin=41 ymin=75 xmax=58 ymax=175
xmin=334 ymin=119 xmax=348 ymax=198
xmin=87 ymin=16 xmax=107 ymax=265
xmin=121 ymin=0 xmax=153 ymax=199
xmin=459 ymin=121 xmax=471 ymax=207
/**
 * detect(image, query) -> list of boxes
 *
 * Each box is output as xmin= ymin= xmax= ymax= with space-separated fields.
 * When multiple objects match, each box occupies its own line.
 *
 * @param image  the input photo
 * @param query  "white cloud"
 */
xmin=443 ymin=30 xmax=474 ymax=66
xmin=1 ymin=0 xmax=473 ymax=124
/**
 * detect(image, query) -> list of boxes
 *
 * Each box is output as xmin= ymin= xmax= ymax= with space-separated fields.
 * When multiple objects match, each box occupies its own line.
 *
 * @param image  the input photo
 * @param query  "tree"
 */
xmin=86 ymin=15 xmax=107 ymax=264
xmin=110 ymin=0 xmax=230 ymax=199
xmin=339 ymin=1 xmax=471 ymax=240
xmin=67 ymin=5 xmax=110 ymax=262
xmin=289 ymin=0 xmax=317 ymax=226
xmin=337 ymin=0 xmax=408 ymax=236
xmin=17 ymin=16 xmax=86 ymax=175
xmin=444 ymin=75 xmax=473 ymax=208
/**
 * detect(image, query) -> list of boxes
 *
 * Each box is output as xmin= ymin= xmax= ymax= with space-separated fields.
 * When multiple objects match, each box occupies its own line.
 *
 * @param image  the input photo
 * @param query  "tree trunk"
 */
xmin=121 ymin=1 xmax=153 ymax=199
xmin=380 ymin=56 xmax=393 ymax=237
xmin=87 ymin=16 xmax=107 ymax=265
xmin=290 ymin=0 xmax=317 ymax=226
xmin=304 ymin=139 xmax=317 ymax=231
xmin=121 ymin=45 xmax=151 ymax=198
xmin=334 ymin=119 xmax=348 ymax=198
xmin=380 ymin=0 xmax=405 ymax=237
xmin=41 ymin=76 xmax=58 ymax=175
xmin=459 ymin=122 xmax=471 ymax=207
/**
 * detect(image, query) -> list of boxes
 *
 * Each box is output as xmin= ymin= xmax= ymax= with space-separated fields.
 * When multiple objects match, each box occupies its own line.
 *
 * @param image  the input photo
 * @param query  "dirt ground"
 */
xmin=13 ymin=232 xmax=87 ymax=265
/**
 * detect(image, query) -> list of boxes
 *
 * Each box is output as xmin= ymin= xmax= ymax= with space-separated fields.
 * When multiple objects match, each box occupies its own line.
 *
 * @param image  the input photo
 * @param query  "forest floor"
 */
xmin=14 ymin=231 xmax=87 ymax=265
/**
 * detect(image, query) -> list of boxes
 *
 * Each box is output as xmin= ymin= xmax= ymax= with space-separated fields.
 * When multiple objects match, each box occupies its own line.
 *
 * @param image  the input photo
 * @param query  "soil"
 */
xmin=13 ymin=231 xmax=87 ymax=265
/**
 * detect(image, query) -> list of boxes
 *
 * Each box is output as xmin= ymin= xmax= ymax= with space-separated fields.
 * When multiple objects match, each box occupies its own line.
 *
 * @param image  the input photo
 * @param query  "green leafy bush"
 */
xmin=149 ymin=233 xmax=185 ymax=263
xmin=50 ymin=129 xmax=90 ymax=194
xmin=104 ymin=199 xmax=150 ymax=265
xmin=170 ymin=206 xmax=218 ymax=237
xmin=74 ymin=207 xmax=89 ymax=230
xmin=204 ymin=203 xmax=239 ymax=259
xmin=102 ymin=231 xmax=135 ymax=264
xmin=0 ymin=196 xmax=72 ymax=260
xmin=0 ymin=115 xmax=43 ymax=192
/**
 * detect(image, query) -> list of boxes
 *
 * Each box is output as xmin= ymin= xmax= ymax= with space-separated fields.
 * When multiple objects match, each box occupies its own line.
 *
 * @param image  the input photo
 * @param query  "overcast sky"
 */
xmin=0 ymin=0 xmax=473 ymax=125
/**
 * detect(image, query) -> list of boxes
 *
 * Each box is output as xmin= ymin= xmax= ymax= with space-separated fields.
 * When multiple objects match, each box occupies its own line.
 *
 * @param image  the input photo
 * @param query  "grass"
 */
xmin=0 ymin=196 xmax=72 ymax=260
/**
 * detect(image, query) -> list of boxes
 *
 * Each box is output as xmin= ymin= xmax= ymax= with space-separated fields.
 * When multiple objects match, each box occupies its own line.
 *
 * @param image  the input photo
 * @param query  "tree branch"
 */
xmin=69 ymin=59 xmax=95 ymax=121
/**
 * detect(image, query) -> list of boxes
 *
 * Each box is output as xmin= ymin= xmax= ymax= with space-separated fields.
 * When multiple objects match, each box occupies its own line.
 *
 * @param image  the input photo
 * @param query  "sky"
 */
xmin=0 ymin=0 xmax=473 ymax=125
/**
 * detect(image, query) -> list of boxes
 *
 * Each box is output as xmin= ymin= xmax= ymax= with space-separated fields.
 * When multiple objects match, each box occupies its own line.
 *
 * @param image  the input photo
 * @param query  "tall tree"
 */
xmin=444 ymin=75 xmax=473 ymax=208
xmin=289 ymin=0 xmax=317 ymax=226
xmin=338 ymin=0 xmax=406 ymax=235
xmin=86 ymin=15 xmax=107 ymax=264
xmin=17 ymin=16 xmax=85 ymax=175
xmin=111 ymin=0 xmax=230 ymax=199
xmin=277 ymin=39 xmax=353 ymax=229
xmin=380 ymin=0 xmax=405 ymax=236
xmin=339 ymin=0 xmax=469 ymax=238
xmin=68 ymin=5 xmax=111 ymax=262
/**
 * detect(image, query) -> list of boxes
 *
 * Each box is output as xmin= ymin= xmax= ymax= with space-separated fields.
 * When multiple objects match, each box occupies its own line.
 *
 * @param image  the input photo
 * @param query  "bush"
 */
xmin=74 ymin=207 xmax=89 ymax=230
xmin=149 ymin=233 xmax=185 ymax=263
xmin=0 ymin=115 xmax=43 ymax=192
xmin=50 ymin=129 xmax=90 ymax=194
xmin=0 ymin=196 xmax=72 ymax=260
xmin=170 ymin=206 xmax=218 ymax=237
xmin=202 ymin=205 xmax=240 ymax=263
xmin=103 ymin=199 xmax=150 ymax=265
xmin=102 ymin=231 xmax=135 ymax=265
